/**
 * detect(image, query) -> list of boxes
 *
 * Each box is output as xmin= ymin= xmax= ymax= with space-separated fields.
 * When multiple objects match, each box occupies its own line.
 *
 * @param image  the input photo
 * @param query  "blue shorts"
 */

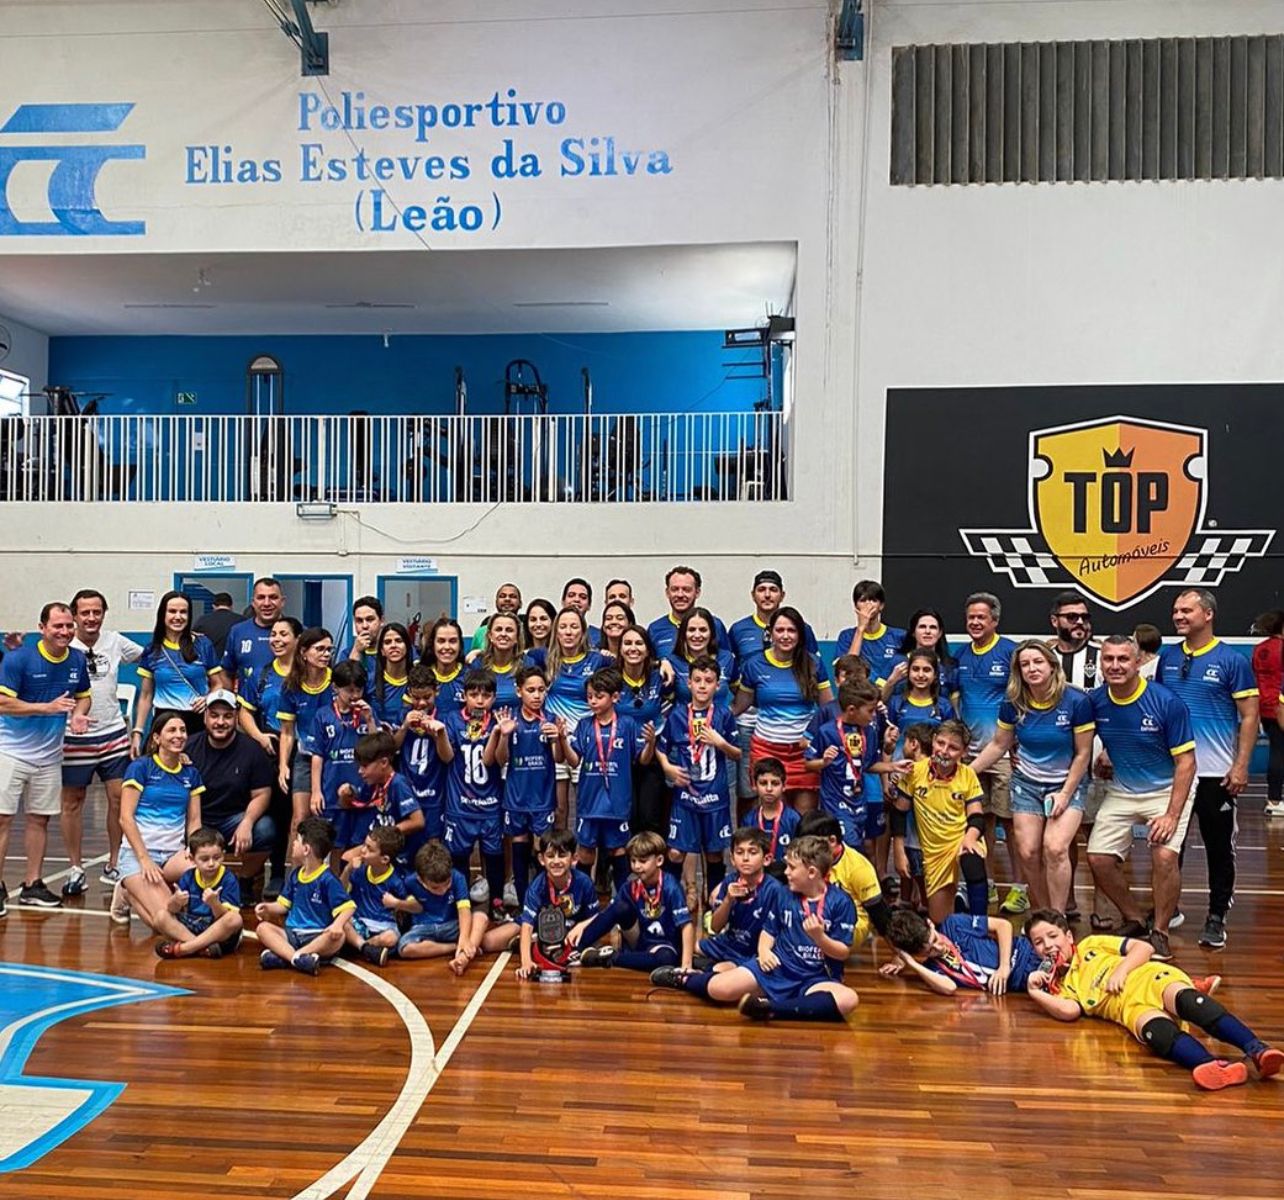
xmin=177 ymin=912 xmax=214 ymax=936
xmin=1009 ymin=771 xmax=1088 ymax=818
xmin=699 ymin=933 xmax=751 ymax=965
xmin=289 ymin=752 xmax=314 ymax=795
xmin=668 ymin=803 xmax=732 ymax=855
xmin=823 ymin=803 xmax=866 ymax=849
xmin=575 ymin=815 xmax=631 ymax=851
xmin=398 ymin=920 xmax=461 ymax=952
xmin=504 ymin=808 xmax=557 ymax=838
xmin=207 ymin=811 xmax=276 ymax=853
xmin=411 ymin=790 xmax=444 ymax=841
xmin=62 ymin=747 xmax=129 ymax=789
xmin=862 ymin=799 xmax=886 ymax=840
xmin=745 ymin=959 xmax=833 ymax=1006
xmin=353 ymin=916 xmax=399 ymax=940
xmin=285 ymin=927 xmax=334 ymax=955
xmin=444 ymin=813 xmax=503 ymax=857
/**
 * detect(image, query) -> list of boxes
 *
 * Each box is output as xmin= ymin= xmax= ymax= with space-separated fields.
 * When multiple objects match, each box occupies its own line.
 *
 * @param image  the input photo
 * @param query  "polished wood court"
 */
xmin=2 ymin=787 xmax=1282 ymax=1199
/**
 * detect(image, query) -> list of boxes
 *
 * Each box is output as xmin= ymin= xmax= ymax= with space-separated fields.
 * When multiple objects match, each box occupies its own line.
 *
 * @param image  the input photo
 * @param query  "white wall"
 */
xmin=0 ymin=313 xmax=48 ymax=395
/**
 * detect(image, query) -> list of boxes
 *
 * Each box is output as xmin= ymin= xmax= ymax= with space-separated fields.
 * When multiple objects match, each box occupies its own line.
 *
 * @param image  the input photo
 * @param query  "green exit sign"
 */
xmin=176 ymin=391 xmax=198 ymax=406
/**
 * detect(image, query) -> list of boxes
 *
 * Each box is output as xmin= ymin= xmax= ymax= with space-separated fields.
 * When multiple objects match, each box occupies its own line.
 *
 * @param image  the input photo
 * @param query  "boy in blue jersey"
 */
xmin=834 ymin=580 xmax=906 ymax=686
xmin=337 ymin=730 xmax=425 ymax=853
xmin=496 ymin=666 xmax=561 ymax=903
xmin=651 ymin=835 xmax=859 ymax=1021
xmin=657 ymin=655 xmax=740 ymax=900
xmin=309 ymin=661 xmax=377 ymax=842
xmin=340 ymin=824 xmax=406 ymax=967
xmin=699 ymin=827 xmax=786 ymax=970
xmin=255 ymin=816 xmax=354 ymax=975
xmin=395 ymin=665 xmax=448 ymax=858
xmin=439 ymin=669 xmax=508 ymax=924
xmin=744 ymin=757 xmax=801 ymax=874
xmin=512 ymin=829 xmax=601 ymax=980
xmin=386 ymin=840 xmax=473 ymax=968
xmin=155 ymin=827 xmax=244 ymax=960
xmin=881 ymin=908 xmax=1042 ymax=996
xmin=569 ymin=830 xmax=694 ymax=971
xmin=559 ymin=666 xmax=656 ymax=890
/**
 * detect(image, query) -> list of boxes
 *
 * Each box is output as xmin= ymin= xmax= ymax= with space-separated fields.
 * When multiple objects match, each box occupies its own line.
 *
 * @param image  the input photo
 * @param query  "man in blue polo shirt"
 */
xmin=0 ymin=603 xmax=91 ymax=914
xmin=646 ymin=565 xmax=728 ymax=660
xmin=834 ymin=579 xmax=905 ymax=687
xmin=218 ymin=577 xmax=286 ymax=691
xmin=1157 ymin=589 xmax=1258 ymax=950
xmin=1088 ymin=634 xmax=1197 ymax=961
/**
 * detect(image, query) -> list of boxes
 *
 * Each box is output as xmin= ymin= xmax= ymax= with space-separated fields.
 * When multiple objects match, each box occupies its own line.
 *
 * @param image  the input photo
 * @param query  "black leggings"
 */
xmin=1266 ymin=721 xmax=1284 ymax=803
xmin=630 ymin=760 xmax=669 ymax=836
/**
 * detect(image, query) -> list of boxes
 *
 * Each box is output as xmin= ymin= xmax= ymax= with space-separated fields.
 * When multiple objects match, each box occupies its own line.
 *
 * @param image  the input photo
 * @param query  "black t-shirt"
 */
xmin=193 ymin=609 xmax=241 ymax=658
xmin=185 ymin=730 xmax=274 ymax=823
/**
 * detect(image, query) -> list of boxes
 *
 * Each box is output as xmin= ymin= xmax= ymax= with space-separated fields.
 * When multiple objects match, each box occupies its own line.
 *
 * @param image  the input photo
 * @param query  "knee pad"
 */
xmin=1140 ymin=1015 xmax=1181 ymax=1057
xmin=960 ymin=852 xmax=988 ymax=884
xmin=1174 ymin=988 xmax=1227 ymax=1028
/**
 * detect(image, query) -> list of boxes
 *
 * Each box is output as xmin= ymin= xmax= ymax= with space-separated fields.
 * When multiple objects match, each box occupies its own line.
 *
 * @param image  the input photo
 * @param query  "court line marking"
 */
xmin=43 ymin=855 xmax=108 ymax=887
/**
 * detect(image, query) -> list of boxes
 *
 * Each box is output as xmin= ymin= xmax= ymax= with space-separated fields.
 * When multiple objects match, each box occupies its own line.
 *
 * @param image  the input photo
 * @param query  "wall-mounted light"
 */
xmin=296 ymin=501 xmax=337 ymax=520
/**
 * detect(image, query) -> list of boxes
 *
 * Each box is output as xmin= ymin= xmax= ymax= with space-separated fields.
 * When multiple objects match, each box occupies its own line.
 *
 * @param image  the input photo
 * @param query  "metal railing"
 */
xmin=0 ymin=411 xmax=788 ymax=504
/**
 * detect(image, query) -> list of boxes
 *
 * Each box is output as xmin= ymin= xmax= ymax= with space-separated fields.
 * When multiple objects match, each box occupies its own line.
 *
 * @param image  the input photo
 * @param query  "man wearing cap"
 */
xmin=184 ymin=689 xmax=275 ymax=900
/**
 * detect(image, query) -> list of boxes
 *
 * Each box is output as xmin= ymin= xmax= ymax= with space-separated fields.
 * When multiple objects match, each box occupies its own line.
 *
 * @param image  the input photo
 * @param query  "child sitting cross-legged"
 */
xmin=154 ymin=827 xmax=245 ymax=961
xmin=384 ymin=840 xmax=474 ymax=971
xmin=339 ymin=823 xmax=407 ymax=968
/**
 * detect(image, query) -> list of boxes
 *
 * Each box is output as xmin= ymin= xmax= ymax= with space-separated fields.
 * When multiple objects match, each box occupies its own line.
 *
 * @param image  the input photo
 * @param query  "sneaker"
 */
xmin=1198 ymin=916 xmax=1227 ymax=949
xmin=738 ymin=994 xmax=773 ymax=1020
xmin=291 ymin=952 xmax=320 ymax=976
xmin=489 ymin=900 xmax=509 ymax=926
xmin=702 ymin=911 xmax=714 ymax=935
xmin=1264 ymin=800 xmax=1284 ymax=818
xmin=1149 ymin=930 xmax=1174 ymax=962
xmin=578 ymin=946 xmax=616 ymax=969
xmin=1250 ymin=1047 xmax=1284 ymax=1079
xmin=1169 ymin=909 xmax=1186 ymax=930
xmin=61 ymin=867 xmax=87 ymax=898
xmin=1192 ymin=974 xmax=1222 ymax=996
xmin=215 ymin=931 xmax=243 ymax=957
xmin=1116 ymin=919 xmax=1149 ymax=939
xmin=361 ymin=942 xmax=390 ymax=967
xmin=880 ymin=875 xmax=900 ymax=900
xmin=502 ymin=879 xmax=519 ymax=909
xmin=1000 ymin=886 xmax=1030 ymax=915
xmin=259 ymin=949 xmax=290 ymax=970
xmin=202 ymin=942 xmax=225 ymax=960
xmin=155 ymin=941 xmax=183 ymax=960
xmin=650 ymin=966 xmax=688 ymax=988
xmin=986 ymin=881 xmax=998 ymax=907
xmin=0 ymin=881 xmax=7 ymax=918
xmin=18 ymin=880 xmax=62 ymax=908
xmin=1192 ymin=1059 xmax=1249 ymax=1091
xmin=109 ymin=882 xmax=131 ymax=925
xmin=954 ymin=881 xmax=969 ymax=913
xmin=99 ymin=865 xmax=121 ymax=885
xmin=469 ymin=876 xmax=490 ymax=905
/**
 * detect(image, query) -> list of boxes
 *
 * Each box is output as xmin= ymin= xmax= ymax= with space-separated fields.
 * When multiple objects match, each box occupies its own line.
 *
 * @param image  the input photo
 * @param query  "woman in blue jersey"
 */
xmin=619 ymin=623 xmax=668 ymax=835
xmin=420 ymin=617 xmax=467 ymax=717
xmin=275 ymin=626 xmax=335 ymax=842
xmin=371 ymin=622 xmax=415 ymax=727
xmin=470 ymin=612 xmax=523 ymax=710
xmin=523 ymin=598 xmax=556 ymax=655
xmin=882 ymin=608 xmax=959 ymax=700
xmin=598 ymin=600 xmax=634 ymax=660
xmin=664 ymin=607 xmax=739 ymax=710
xmin=885 ymin=650 xmax=957 ymax=754
xmin=239 ymin=616 xmax=301 ymax=756
xmin=116 ymin=710 xmax=205 ymax=933
xmin=131 ymin=591 xmax=220 ymax=748
xmin=734 ymin=607 xmax=832 ymax=813
xmin=970 ymin=640 xmax=1094 ymax=912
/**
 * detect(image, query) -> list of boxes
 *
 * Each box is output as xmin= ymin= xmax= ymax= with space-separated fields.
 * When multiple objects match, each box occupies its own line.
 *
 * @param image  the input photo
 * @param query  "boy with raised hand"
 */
xmin=569 ymin=830 xmax=693 ymax=972
xmin=880 ymin=908 xmax=1042 ymax=996
xmin=698 ymin=826 xmax=785 ymax=970
xmin=657 ymin=654 xmax=741 ymax=901
xmin=743 ymin=757 xmax=800 ymax=873
xmin=559 ymin=666 xmax=656 ymax=891
xmin=651 ymin=834 xmax=858 ymax=1021
xmin=387 ymin=839 xmax=473 ymax=967
xmin=255 ymin=816 xmax=354 ymax=975
xmin=310 ymin=660 xmax=377 ymax=831
xmin=338 ymin=729 xmax=425 ymax=853
xmin=339 ymin=823 xmax=406 ymax=968
xmin=796 ymin=810 xmax=889 ymax=951
xmin=511 ymin=828 xmax=601 ymax=980
xmin=1025 ymin=908 xmax=1283 ymax=1092
xmin=154 ymin=827 xmax=244 ymax=960
xmin=496 ymin=665 xmax=562 ymax=904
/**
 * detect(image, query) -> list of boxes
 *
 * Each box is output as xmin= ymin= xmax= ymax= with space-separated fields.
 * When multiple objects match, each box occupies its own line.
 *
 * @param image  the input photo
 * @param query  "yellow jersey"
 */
xmin=1058 ymin=934 xmax=1195 ymax=1034
xmin=896 ymin=759 xmax=984 ymax=857
xmin=828 ymin=844 xmax=882 ymax=946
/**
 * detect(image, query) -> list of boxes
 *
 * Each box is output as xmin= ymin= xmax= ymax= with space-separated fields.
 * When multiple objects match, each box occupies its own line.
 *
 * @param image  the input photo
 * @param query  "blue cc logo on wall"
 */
xmin=0 ymin=103 xmax=145 ymax=236
xmin=0 ymin=963 xmax=186 ymax=1171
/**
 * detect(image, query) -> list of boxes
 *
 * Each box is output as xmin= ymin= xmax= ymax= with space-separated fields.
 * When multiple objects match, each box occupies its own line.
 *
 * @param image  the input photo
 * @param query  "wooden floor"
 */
xmin=2 ymin=786 xmax=1282 ymax=1199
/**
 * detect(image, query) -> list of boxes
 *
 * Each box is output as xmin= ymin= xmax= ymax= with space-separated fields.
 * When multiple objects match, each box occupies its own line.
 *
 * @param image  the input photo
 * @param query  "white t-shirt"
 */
xmin=69 ymin=629 xmax=143 ymax=734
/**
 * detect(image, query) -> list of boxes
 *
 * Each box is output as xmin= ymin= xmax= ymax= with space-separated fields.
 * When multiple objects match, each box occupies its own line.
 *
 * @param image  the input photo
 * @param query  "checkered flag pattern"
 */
xmin=1173 ymin=532 xmax=1275 ymax=585
xmin=959 ymin=530 xmax=1074 ymax=587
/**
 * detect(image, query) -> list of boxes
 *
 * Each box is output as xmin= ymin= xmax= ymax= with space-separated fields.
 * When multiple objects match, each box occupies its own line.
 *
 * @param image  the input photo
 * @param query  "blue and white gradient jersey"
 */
xmin=1090 ymin=679 xmax=1194 ymax=794
xmin=1156 ymin=639 xmax=1257 ymax=779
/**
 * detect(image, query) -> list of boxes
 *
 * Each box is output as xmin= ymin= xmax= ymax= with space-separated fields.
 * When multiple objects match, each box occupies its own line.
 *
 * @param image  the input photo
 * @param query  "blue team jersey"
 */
xmin=1090 ymin=679 xmax=1195 ymax=793
xmin=280 ymin=864 xmax=354 ymax=931
xmin=431 ymin=665 xmax=467 ymax=718
xmin=931 ymin=914 xmax=1042 ymax=992
xmin=519 ymin=868 xmax=601 ymax=926
xmin=728 ymin=614 xmax=820 ymax=664
xmin=805 ymin=714 xmax=885 ymax=813
xmin=122 ymin=755 xmax=204 ymax=855
xmin=176 ymin=864 xmax=241 ymax=923
xmin=835 ymin=623 xmax=907 ymax=685
xmin=885 ymin=691 xmax=956 ymax=752
xmin=997 ymin=689 xmax=1095 ymax=783
xmin=739 ymin=650 xmax=831 ymax=743
xmin=666 ymin=649 xmax=739 ymax=709
xmin=706 ymin=873 xmax=786 ymax=960
xmin=0 ymin=642 xmax=91 ymax=767
xmin=571 ymin=712 xmax=645 ymax=820
xmin=137 ymin=635 xmax=219 ymax=712
xmin=613 ymin=873 xmax=691 ymax=948
xmin=311 ymin=706 xmax=367 ymax=809
xmin=369 ymin=674 xmax=411 ymax=728
xmin=620 ymin=669 xmax=666 ymax=729
xmin=1156 ymin=639 xmax=1258 ymax=778
xmin=744 ymin=804 xmax=802 ymax=862
xmin=405 ymin=869 xmax=470 ymax=927
xmin=954 ymin=635 xmax=1017 ymax=752
xmin=400 ymin=724 xmax=446 ymax=806
xmin=763 ymin=884 xmax=857 ymax=984
xmin=337 ymin=645 xmax=379 ymax=689
xmin=523 ymin=649 xmax=609 ymax=726
xmin=238 ymin=660 xmax=290 ymax=734
xmin=658 ymin=703 xmax=738 ymax=810
xmin=443 ymin=711 xmax=503 ymax=816
xmin=483 ymin=662 xmax=521 ymax=711
xmin=348 ymin=862 xmax=407 ymax=924
xmin=646 ymin=613 xmax=730 ymax=661
xmin=344 ymin=773 xmax=421 ymax=845
xmin=220 ymin=618 xmax=276 ymax=689
xmin=503 ymin=713 xmax=557 ymax=813
xmin=275 ymin=673 xmax=334 ymax=755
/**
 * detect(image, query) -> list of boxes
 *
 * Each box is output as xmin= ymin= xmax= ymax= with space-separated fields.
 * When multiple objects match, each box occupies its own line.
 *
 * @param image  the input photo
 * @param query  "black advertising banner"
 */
xmin=881 ymin=385 xmax=1282 ymax=633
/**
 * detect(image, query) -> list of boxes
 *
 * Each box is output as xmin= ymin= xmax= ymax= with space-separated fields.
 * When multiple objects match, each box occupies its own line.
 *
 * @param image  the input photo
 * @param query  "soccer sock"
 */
xmin=1174 ymin=990 xmax=1268 ymax=1055
xmin=770 ymin=991 xmax=844 ymax=1022
xmin=617 ymin=945 xmax=676 ymax=973
xmin=1209 ymin=1016 xmax=1268 ymax=1057
xmin=483 ymin=853 xmax=506 ymax=909
xmin=960 ymin=852 xmax=989 ymax=917
xmin=1141 ymin=1015 xmax=1214 ymax=1068
xmin=678 ymin=970 xmax=714 ymax=999
xmin=577 ymin=898 xmax=630 ymax=948
xmin=611 ymin=852 xmax=632 ymax=889
xmin=511 ymin=840 xmax=532 ymax=900
xmin=706 ymin=859 xmax=727 ymax=895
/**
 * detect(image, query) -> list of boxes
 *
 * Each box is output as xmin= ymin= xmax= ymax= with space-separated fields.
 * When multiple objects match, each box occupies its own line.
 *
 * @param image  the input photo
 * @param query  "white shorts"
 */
xmin=0 ymin=754 xmax=62 ymax=817
xmin=1086 ymin=783 xmax=1195 ymax=858
xmin=554 ymin=762 xmax=581 ymax=784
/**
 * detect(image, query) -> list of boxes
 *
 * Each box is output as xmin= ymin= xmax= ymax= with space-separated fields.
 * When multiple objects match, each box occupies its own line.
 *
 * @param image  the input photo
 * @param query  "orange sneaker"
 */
xmin=1192 ymin=1059 xmax=1249 ymax=1091
xmin=1192 ymin=975 xmax=1222 ymax=996
xmin=1250 ymin=1047 xmax=1284 ymax=1080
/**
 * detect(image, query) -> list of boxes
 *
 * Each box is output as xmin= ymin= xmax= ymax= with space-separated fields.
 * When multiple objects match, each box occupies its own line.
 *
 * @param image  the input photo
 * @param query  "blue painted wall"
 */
xmin=47 ymin=331 xmax=770 ymax=416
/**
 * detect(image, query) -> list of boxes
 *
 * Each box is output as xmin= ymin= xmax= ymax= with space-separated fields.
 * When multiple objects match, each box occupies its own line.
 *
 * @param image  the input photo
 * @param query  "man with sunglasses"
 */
xmin=1156 ymin=590 xmax=1258 ymax=951
xmin=1049 ymin=592 xmax=1100 ymax=689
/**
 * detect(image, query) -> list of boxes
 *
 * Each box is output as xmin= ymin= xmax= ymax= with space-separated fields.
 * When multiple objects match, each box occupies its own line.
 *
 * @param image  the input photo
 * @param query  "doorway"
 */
xmin=377 ymin=575 xmax=457 ymax=654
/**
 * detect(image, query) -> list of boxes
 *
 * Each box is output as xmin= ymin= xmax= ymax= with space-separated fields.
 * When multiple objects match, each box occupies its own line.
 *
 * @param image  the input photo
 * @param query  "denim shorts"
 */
xmin=398 ymin=920 xmax=461 ymax=952
xmin=290 ymin=752 xmax=314 ymax=795
xmin=117 ymin=843 xmax=177 ymax=881
xmin=1010 ymin=770 xmax=1087 ymax=818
